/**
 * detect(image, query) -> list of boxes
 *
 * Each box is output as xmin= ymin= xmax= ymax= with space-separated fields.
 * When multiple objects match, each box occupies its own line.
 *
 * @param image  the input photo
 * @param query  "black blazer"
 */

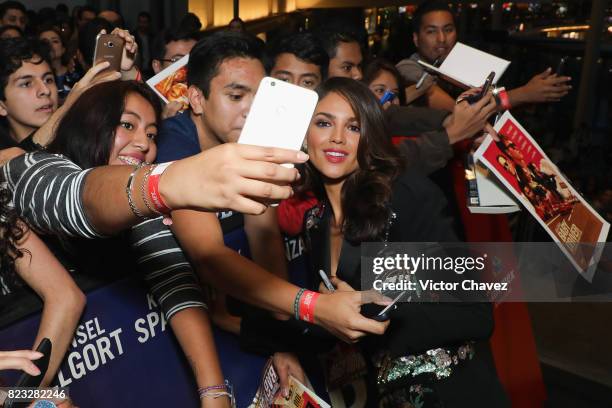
xmin=242 ymin=170 xmax=510 ymax=407
xmin=303 ymin=171 xmax=509 ymax=407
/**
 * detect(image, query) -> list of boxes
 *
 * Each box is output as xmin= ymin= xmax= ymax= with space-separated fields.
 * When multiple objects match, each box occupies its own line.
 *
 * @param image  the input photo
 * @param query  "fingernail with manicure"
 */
xmin=297 ymin=151 xmax=309 ymax=161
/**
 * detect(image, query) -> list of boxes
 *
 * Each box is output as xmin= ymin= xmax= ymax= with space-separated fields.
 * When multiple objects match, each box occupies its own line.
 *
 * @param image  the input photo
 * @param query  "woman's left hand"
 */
xmin=272 ymin=352 xmax=306 ymax=399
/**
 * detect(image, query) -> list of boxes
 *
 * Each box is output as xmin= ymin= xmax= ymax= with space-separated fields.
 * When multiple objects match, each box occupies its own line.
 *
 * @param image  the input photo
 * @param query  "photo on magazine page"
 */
xmin=474 ymin=111 xmax=610 ymax=276
xmin=146 ymin=54 xmax=189 ymax=110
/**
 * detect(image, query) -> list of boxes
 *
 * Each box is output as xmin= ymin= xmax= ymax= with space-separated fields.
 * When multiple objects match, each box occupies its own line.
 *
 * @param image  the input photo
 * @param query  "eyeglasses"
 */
xmin=158 ymin=55 xmax=185 ymax=64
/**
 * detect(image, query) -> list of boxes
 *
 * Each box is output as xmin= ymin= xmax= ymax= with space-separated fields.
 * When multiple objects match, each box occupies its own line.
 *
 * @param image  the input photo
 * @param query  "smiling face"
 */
xmin=307 ymin=91 xmax=361 ymax=185
xmin=368 ymin=69 xmax=400 ymax=105
xmin=0 ymin=57 xmax=58 ymax=142
xmin=413 ymin=10 xmax=457 ymax=63
xmin=190 ymin=57 xmax=265 ymax=147
xmin=109 ymin=92 xmax=158 ymax=166
xmin=271 ymin=52 xmax=322 ymax=90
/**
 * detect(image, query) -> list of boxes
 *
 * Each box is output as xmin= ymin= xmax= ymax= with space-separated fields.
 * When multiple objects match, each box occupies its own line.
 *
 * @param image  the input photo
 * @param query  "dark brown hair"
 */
xmin=0 ymin=185 xmax=26 ymax=283
xmin=47 ymin=80 xmax=161 ymax=169
xmin=362 ymin=58 xmax=406 ymax=105
xmin=300 ymin=77 xmax=405 ymax=243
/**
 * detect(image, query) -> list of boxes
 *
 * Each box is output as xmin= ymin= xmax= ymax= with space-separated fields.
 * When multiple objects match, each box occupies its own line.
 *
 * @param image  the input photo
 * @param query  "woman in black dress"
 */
xmin=299 ymin=77 xmax=509 ymax=407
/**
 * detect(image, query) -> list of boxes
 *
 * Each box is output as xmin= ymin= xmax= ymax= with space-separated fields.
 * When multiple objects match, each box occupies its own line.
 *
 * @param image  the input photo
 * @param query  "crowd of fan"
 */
xmin=0 ymin=1 xmax=577 ymax=407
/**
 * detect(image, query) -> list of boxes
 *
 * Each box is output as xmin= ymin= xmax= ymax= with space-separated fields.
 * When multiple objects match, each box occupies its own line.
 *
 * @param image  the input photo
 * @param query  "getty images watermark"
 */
xmin=370 ymin=252 xmax=510 ymax=293
xmin=361 ymin=242 xmax=612 ymax=303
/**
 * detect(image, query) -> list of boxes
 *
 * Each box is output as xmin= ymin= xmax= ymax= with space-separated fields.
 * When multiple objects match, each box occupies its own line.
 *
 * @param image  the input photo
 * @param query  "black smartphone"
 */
xmin=4 ymin=339 xmax=52 ymax=408
xmin=465 ymin=71 xmax=495 ymax=104
xmin=360 ymin=305 xmax=391 ymax=322
xmin=556 ymin=56 xmax=569 ymax=76
xmin=361 ymin=291 xmax=406 ymax=322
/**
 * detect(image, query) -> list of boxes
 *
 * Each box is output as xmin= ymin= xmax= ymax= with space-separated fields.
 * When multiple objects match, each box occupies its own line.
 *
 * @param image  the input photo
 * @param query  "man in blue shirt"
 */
xmin=156 ymin=31 xmax=289 ymax=332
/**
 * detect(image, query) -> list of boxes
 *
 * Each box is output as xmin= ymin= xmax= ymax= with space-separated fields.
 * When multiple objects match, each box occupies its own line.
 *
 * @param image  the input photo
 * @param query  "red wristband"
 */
xmin=148 ymin=162 xmax=174 ymax=224
xmin=497 ymin=88 xmax=511 ymax=110
xmin=298 ymin=290 xmax=319 ymax=323
xmin=135 ymin=69 xmax=142 ymax=82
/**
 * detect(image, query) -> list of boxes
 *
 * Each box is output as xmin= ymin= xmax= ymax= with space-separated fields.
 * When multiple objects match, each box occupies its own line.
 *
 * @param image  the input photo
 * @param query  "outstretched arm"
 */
xmin=3 ymin=145 xmax=307 ymax=237
xmin=171 ymin=209 xmax=389 ymax=343
xmin=507 ymin=67 xmax=571 ymax=107
xmin=14 ymin=228 xmax=86 ymax=386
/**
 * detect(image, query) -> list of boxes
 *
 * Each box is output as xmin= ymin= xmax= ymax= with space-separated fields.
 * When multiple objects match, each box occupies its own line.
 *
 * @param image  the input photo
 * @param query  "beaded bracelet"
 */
xmin=201 ymin=390 xmax=232 ymax=400
xmin=126 ymin=164 xmax=147 ymax=220
xmin=293 ymin=288 xmax=306 ymax=320
xmin=198 ymin=381 xmax=235 ymax=407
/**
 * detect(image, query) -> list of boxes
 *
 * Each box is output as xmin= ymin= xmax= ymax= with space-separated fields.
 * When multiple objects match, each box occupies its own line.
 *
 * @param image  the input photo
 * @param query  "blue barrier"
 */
xmin=0 ymin=228 xmax=325 ymax=407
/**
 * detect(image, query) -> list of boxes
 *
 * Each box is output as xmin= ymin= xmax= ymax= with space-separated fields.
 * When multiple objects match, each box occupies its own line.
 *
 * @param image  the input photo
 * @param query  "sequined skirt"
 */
xmin=373 ymin=341 xmax=476 ymax=408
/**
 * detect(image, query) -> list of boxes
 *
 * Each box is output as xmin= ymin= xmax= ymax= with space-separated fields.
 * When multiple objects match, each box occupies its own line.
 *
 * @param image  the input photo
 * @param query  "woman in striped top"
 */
xmin=38 ymin=80 xmax=230 ymax=407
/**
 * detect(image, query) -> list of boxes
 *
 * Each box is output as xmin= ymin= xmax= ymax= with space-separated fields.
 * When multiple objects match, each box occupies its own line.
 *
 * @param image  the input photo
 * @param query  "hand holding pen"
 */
xmin=319 ymin=270 xmax=403 ymax=322
xmin=319 ymin=269 xmax=336 ymax=292
xmin=318 ymin=270 xmax=357 ymax=293
xmin=416 ymin=57 xmax=442 ymax=89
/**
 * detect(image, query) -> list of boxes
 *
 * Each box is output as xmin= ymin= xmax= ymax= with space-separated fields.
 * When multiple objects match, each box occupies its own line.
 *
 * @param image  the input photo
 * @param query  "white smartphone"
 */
xmin=238 ymin=77 xmax=318 ymax=160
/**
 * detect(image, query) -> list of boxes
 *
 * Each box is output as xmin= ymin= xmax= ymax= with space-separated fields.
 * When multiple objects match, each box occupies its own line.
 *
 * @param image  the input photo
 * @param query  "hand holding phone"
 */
xmin=556 ymin=56 xmax=569 ymax=76
xmin=14 ymin=339 xmax=51 ymax=387
xmin=416 ymin=57 xmax=442 ymax=89
xmin=93 ymin=33 xmax=125 ymax=73
xmin=463 ymin=71 xmax=495 ymax=105
xmin=361 ymin=291 xmax=406 ymax=322
xmin=238 ymin=77 xmax=318 ymax=156
xmin=4 ymin=339 xmax=52 ymax=408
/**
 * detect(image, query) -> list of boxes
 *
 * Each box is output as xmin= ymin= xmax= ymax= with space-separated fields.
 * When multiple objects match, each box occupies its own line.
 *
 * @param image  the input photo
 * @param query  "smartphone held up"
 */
xmin=238 ymin=77 xmax=318 ymax=154
xmin=93 ymin=33 xmax=125 ymax=74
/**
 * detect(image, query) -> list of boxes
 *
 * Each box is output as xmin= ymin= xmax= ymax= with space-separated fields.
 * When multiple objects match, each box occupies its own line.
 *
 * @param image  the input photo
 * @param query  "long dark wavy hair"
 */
xmin=299 ymin=77 xmax=405 ymax=243
xmin=0 ymin=184 xmax=26 ymax=284
xmin=47 ymin=80 xmax=161 ymax=169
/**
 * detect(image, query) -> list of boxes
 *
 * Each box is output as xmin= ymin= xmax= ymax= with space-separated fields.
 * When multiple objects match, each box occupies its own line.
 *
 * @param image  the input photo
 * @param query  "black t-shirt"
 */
xmin=0 ymin=131 xmax=41 ymax=152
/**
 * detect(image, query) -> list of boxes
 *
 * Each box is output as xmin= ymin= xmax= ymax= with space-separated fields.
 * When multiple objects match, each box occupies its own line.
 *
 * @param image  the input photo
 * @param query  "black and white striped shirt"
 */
xmin=3 ymin=151 xmax=99 ymax=238
xmin=2 ymin=151 xmax=207 ymax=319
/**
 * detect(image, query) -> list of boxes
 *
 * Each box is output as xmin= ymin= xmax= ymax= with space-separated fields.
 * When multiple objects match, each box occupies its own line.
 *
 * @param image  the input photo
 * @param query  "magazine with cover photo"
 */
xmin=474 ymin=111 xmax=609 ymax=278
xmin=272 ymin=376 xmax=330 ymax=408
xmin=250 ymin=360 xmax=330 ymax=408
xmin=146 ymin=54 xmax=189 ymax=110
xmin=250 ymin=358 xmax=280 ymax=408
